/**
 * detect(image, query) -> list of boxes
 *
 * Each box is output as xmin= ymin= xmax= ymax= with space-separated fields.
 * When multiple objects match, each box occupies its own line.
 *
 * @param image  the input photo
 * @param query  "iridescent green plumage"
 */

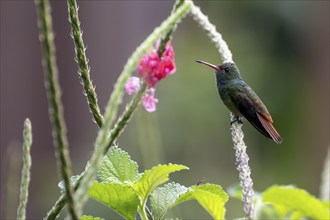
xmin=197 ymin=61 xmax=282 ymax=144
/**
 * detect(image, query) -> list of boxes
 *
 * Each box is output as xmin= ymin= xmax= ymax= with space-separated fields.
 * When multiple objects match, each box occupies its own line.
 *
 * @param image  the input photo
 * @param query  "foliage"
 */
xmin=11 ymin=0 xmax=328 ymax=220
xmin=228 ymin=184 xmax=330 ymax=219
xmin=87 ymin=146 xmax=228 ymax=219
xmin=262 ymin=185 xmax=330 ymax=219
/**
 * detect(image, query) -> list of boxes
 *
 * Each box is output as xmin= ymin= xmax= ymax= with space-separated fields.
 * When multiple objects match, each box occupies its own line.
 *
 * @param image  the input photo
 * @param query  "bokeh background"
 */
xmin=1 ymin=1 xmax=329 ymax=219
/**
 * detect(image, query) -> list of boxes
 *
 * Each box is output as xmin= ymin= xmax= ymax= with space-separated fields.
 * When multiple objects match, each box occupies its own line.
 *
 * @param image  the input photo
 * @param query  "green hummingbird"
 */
xmin=196 ymin=60 xmax=282 ymax=144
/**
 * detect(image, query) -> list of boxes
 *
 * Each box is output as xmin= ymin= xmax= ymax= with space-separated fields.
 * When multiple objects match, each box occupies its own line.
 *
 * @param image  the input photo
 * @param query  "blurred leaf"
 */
xmin=99 ymin=146 xmax=141 ymax=184
xmin=134 ymin=164 xmax=188 ymax=202
xmin=150 ymin=182 xmax=188 ymax=220
xmin=175 ymin=184 xmax=228 ymax=219
xmin=323 ymin=201 xmax=330 ymax=210
xmin=89 ymin=182 xmax=139 ymax=219
xmin=263 ymin=185 xmax=330 ymax=219
xmin=81 ymin=215 xmax=104 ymax=220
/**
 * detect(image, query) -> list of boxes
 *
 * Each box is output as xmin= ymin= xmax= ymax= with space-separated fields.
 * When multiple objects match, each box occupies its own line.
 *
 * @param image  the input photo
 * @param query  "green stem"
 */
xmin=73 ymin=2 xmax=191 ymax=214
xmin=35 ymin=0 xmax=78 ymax=219
xmin=157 ymin=0 xmax=184 ymax=57
xmin=190 ymin=2 xmax=233 ymax=63
xmin=16 ymin=119 xmax=33 ymax=220
xmin=138 ymin=204 xmax=148 ymax=220
xmin=44 ymin=84 xmax=146 ymax=220
xmin=44 ymin=1 xmax=192 ymax=218
xmin=67 ymin=0 xmax=103 ymax=127
xmin=74 ymin=83 xmax=147 ymax=214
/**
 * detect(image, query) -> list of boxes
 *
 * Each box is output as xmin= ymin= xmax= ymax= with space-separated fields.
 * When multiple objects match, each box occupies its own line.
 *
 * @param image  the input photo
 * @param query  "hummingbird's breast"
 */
xmin=217 ymin=81 xmax=242 ymax=116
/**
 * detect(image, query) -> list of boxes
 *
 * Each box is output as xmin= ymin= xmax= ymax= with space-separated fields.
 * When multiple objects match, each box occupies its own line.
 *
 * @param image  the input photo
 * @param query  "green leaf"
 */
xmin=175 ymin=184 xmax=228 ymax=204
xmin=175 ymin=184 xmax=228 ymax=219
xmin=88 ymin=182 xmax=139 ymax=220
xmin=263 ymin=185 xmax=330 ymax=219
xmin=134 ymin=164 xmax=188 ymax=201
xmin=81 ymin=215 xmax=104 ymax=220
xmin=150 ymin=182 xmax=188 ymax=220
xmin=99 ymin=146 xmax=140 ymax=184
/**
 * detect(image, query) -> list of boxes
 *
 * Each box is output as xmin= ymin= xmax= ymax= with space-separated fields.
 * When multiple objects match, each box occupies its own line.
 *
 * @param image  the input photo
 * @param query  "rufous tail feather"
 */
xmin=257 ymin=112 xmax=283 ymax=144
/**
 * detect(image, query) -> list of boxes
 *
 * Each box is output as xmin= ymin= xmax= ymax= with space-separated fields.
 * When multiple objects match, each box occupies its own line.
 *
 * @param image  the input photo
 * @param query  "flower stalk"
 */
xmin=73 ymin=0 xmax=192 ymax=217
xmin=43 ymin=0 xmax=190 ymax=218
xmin=190 ymin=3 xmax=233 ymax=63
xmin=35 ymin=0 xmax=78 ymax=219
xmin=67 ymin=0 xmax=103 ymax=127
xmin=231 ymin=114 xmax=255 ymax=219
xmin=16 ymin=119 xmax=33 ymax=220
xmin=320 ymin=146 xmax=330 ymax=201
xmin=191 ymin=3 xmax=255 ymax=218
xmin=43 ymin=83 xmax=147 ymax=220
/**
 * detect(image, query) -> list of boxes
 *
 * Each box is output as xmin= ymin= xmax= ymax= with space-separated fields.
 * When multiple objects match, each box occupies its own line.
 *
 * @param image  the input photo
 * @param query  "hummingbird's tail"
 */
xmin=257 ymin=112 xmax=283 ymax=144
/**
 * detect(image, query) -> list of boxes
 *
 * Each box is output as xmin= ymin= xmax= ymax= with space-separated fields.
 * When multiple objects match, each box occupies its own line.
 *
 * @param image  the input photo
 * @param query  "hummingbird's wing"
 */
xmin=230 ymin=84 xmax=282 ymax=144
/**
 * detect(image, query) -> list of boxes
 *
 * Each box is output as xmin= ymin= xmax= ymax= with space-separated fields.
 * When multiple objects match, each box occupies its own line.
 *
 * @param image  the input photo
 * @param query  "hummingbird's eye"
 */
xmin=224 ymin=67 xmax=230 ymax=73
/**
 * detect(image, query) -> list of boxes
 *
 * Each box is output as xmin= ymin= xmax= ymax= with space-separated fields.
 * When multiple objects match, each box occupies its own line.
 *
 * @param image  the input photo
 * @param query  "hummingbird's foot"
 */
xmin=231 ymin=116 xmax=243 ymax=125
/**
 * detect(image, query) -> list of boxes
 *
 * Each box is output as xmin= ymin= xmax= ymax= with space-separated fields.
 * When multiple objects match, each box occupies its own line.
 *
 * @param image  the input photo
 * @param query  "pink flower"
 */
xmin=125 ymin=76 xmax=140 ymax=95
xmin=142 ymin=89 xmax=158 ymax=112
xmin=137 ymin=41 xmax=176 ymax=88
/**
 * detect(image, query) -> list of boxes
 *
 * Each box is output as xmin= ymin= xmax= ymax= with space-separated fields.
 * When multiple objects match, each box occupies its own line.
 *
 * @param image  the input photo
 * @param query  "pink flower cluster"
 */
xmin=125 ymin=76 xmax=158 ymax=112
xmin=142 ymin=89 xmax=158 ymax=112
xmin=125 ymin=76 xmax=140 ymax=95
xmin=125 ymin=41 xmax=176 ymax=112
xmin=137 ymin=42 xmax=176 ymax=88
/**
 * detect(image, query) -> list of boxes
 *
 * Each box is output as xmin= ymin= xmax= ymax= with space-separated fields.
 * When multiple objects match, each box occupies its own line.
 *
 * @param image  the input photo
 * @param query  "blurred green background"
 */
xmin=1 ymin=1 xmax=329 ymax=219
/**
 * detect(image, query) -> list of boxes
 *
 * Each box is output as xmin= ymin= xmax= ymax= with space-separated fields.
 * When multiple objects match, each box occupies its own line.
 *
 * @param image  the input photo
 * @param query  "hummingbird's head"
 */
xmin=196 ymin=60 xmax=241 ymax=81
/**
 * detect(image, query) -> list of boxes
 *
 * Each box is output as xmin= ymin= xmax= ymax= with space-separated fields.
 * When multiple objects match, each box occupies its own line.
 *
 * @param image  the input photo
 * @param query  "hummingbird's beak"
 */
xmin=196 ymin=60 xmax=220 ymax=71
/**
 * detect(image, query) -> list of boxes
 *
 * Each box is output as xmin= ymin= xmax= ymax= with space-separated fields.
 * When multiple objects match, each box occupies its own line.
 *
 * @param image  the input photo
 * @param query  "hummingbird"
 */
xmin=196 ymin=60 xmax=282 ymax=144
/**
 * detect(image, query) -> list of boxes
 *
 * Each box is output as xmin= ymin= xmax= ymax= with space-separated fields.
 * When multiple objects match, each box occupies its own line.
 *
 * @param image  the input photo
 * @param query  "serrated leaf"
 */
xmin=99 ymin=146 xmax=140 ymax=184
xmin=175 ymin=184 xmax=228 ymax=204
xmin=150 ymin=182 xmax=188 ymax=220
xmin=89 ymin=182 xmax=139 ymax=219
xmin=81 ymin=215 xmax=104 ymax=220
xmin=263 ymin=185 xmax=330 ymax=219
xmin=175 ymin=184 xmax=228 ymax=219
xmin=195 ymin=184 xmax=229 ymax=202
xmin=134 ymin=164 xmax=188 ymax=201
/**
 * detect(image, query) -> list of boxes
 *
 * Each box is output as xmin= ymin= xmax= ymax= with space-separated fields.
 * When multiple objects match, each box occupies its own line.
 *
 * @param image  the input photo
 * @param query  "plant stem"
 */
xmin=230 ymin=114 xmax=255 ymax=219
xmin=320 ymin=146 xmax=330 ymax=201
xmin=16 ymin=119 xmax=32 ymax=220
xmin=44 ymin=83 xmax=146 ymax=220
xmin=191 ymin=3 xmax=255 ymax=218
xmin=189 ymin=3 xmax=233 ymax=63
xmin=44 ymin=1 xmax=192 ymax=218
xmin=35 ymin=0 xmax=78 ymax=219
xmin=74 ymin=1 xmax=192 ymax=215
xmin=157 ymin=0 xmax=184 ymax=57
xmin=138 ymin=203 xmax=148 ymax=220
xmin=74 ymin=83 xmax=147 ymax=214
xmin=67 ymin=0 xmax=103 ymax=127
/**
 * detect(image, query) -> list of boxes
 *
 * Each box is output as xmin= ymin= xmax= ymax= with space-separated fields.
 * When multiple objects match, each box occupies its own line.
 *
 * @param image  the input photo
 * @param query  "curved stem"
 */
xmin=44 ymin=2 xmax=191 ymax=218
xmin=16 ymin=119 xmax=33 ymax=220
xmin=67 ymin=0 xmax=103 ymax=127
xmin=35 ymin=0 xmax=78 ymax=219
xmin=230 ymin=114 xmax=255 ymax=219
xmin=191 ymin=3 xmax=255 ymax=218
xmin=73 ymin=1 xmax=191 ymax=214
xmin=189 ymin=3 xmax=233 ymax=63
xmin=320 ymin=146 xmax=330 ymax=201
